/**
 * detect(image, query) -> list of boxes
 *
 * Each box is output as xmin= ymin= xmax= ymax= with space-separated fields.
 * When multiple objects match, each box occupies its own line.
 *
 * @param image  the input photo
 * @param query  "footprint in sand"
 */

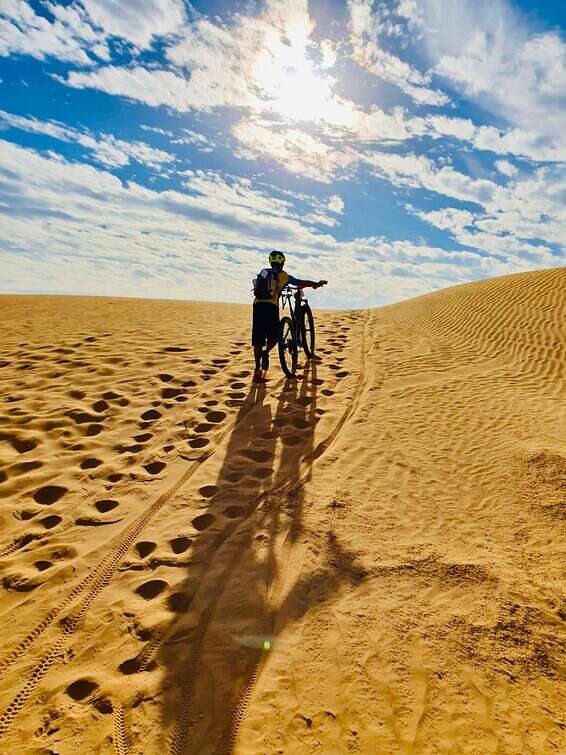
xmin=158 ymin=373 xmax=174 ymax=382
xmin=14 ymin=460 xmax=42 ymax=474
xmin=33 ymin=485 xmax=67 ymax=505
xmin=225 ymin=471 xmax=243 ymax=482
xmin=94 ymin=499 xmax=119 ymax=513
xmin=80 ymin=458 xmax=103 ymax=470
xmin=183 ymin=380 xmax=197 ymax=388
xmin=141 ymin=409 xmax=161 ymax=421
xmin=143 ymin=461 xmax=166 ymax=475
xmin=194 ymin=423 xmax=214 ymax=434
xmin=188 ymin=438 xmax=209 ymax=449
xmin=92 ymin=400 xmax=108 ymax=412
xmin=198 ymin=485 xmax=218 ymax=498
xmin=135 ymin=541 xmax=156 ymax=558
xmin=191 ymin=513 xmax=215 ymax=531
xmin=18 ymin=509 xmax=40 ymax=520
xmin=162 ymin=388 xmax=185 ymax=399
xmin=206 ymin=410 xmax=226 ymax=423
xmin=34 ymin=560 xmax=52 ymax=572
xmin=170 ymin=536 xmax=191 ymax=554
xmin=322 ymin=389 xmax=335 ymax=397
xmin=336 ymin=371 xmax=349 ymax=378
xmin=69 ymin=409 xmax=106 ymax=425
xmin=66 ymin=679 xmax=98 ymax=701
xmin=282 ymin=435 xmax=302 ymax=446
xmin=167 ymin=592 xmax=192 ymax=612
xmin=134 ymin=433 xmax=153 ymax=443
xmin=11 ymin=437 xmax=38 ymax=454
xmin=85 ymin=424 xmax=103 ymax=437
xmin=39 ymin=514 xmax=62 ymax=529
xmin=107 ymin=472 xmax=123 ymax=483
xmin=103 ymin=391 xmax=121 ymax=400
xmin=224 ymin=505 xmax=246 ymax=518
xmin=136 ymin=579 xmax=168 ymax=600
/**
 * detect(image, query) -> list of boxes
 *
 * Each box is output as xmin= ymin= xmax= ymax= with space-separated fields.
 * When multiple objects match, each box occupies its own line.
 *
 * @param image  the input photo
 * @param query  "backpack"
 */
xmin=253 ymin=268 xmax=279 ymax=300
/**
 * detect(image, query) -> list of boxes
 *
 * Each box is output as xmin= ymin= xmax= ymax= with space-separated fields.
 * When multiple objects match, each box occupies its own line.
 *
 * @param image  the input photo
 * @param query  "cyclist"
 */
xmin=252 ymin=250 xmax=326 ymax=383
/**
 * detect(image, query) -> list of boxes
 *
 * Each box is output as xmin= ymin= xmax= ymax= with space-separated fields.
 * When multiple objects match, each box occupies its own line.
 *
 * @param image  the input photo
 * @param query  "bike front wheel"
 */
xmin=301 ymin=304 xmax=316 ymax=358
xmin=278 ymin=316 xmax=298 ymax=377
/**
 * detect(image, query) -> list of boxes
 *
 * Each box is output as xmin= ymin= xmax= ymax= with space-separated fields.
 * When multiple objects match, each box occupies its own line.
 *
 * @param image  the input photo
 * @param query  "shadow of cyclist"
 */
xmin=152 ymin=357 xmax=368 ymax=753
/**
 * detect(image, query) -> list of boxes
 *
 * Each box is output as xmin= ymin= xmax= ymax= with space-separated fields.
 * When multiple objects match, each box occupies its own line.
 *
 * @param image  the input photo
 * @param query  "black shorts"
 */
xmin=252 ymin=302 xmax=279 ymax=346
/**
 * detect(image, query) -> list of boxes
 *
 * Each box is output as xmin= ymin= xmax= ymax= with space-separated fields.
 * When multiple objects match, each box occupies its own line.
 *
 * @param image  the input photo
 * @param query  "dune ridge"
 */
xmin=0 ymin=267 xmax=564 ymax=753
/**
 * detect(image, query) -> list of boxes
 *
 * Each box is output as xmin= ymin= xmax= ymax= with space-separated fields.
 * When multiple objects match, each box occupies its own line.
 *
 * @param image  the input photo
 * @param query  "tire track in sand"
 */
xmin=0 ymin=377 xmax=286 ymax=743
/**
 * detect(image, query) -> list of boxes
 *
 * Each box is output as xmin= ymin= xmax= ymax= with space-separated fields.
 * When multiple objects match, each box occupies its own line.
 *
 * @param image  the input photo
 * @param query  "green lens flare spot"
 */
xmin=263 ymin=640 xmax=271 ymax=651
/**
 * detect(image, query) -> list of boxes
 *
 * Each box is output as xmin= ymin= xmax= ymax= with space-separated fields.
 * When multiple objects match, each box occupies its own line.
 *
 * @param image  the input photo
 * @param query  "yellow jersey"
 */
xmin=253 ymin=270 xmax=289 ymax=307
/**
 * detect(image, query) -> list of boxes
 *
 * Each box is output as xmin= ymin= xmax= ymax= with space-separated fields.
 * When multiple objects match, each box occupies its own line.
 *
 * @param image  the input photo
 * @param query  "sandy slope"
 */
xmin=0 ymin=268 xmax=564 ymax=754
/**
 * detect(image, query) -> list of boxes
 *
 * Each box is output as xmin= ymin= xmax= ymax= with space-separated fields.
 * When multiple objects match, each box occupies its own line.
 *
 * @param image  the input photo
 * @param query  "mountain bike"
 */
xmin=278 ymin=283 xmax=327 ymax=378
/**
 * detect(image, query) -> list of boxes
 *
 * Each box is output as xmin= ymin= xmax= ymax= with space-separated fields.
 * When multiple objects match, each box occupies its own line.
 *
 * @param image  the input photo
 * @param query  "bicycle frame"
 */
xmin=279 ymin=285 xmax=307 ymax=344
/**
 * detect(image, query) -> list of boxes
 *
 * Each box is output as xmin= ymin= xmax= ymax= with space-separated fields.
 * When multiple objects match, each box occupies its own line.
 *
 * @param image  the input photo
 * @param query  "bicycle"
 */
xmin=277 ymin=282 xmax=327 ymax=378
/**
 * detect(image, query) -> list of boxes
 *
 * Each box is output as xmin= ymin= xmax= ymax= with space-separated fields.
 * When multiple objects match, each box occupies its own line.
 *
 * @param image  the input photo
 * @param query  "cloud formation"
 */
xmin=0 ymin=109 xmax=174 ymax=167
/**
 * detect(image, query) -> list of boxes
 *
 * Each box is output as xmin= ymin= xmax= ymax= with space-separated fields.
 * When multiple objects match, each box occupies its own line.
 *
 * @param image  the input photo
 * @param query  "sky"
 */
xmin=0 ymin=0 xmax=565 ymax=309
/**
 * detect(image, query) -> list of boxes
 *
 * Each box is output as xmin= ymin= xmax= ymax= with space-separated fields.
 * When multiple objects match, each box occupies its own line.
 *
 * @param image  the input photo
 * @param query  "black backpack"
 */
xmin=253 ymin=268 xmax=278 ymax=300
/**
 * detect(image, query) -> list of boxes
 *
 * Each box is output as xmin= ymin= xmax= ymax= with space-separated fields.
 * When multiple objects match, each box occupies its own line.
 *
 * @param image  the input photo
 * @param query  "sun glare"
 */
xmin=253 ymin=23 xmax=353 ymax=127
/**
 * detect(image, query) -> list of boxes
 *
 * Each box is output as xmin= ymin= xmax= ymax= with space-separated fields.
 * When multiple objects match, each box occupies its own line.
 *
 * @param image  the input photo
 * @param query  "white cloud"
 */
xmin=417 ymin=163 xmax=566 ymax=262
xmin=79 ymin=0 xmax=186 ymax=49
xmin=171 ymin=128 xmax=215 ymax=152
xmin=1 ymin=138 xmax=518 ymax=307
xmin=0 ymin=0 xmax=96 ymax=64
xmin=327 ymin=195 xmax=344 ymax=214
xmin=0 ymin=109 xmax=174 ymax=168
xmin=408 ymin=0 xmax=566 ymax=158
xmin=232 ymin=119 xmax=358 ymax=182
xmin=62 ymin=57 xmax=265 ymax=111
xmin=140 ymin=125 xmax=175 ymax=138
xmin=364 ymin=151 xmax=497 ymax=206
xmin=495 ymin=160 xmax=518 ymax=177
xmin=348 ymin=0 xmax=449 ymax=106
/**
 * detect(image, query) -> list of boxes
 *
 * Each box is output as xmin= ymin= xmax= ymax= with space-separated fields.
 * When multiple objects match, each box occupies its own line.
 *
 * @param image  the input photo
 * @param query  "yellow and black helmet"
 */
xmin=269 ymin=250 xmax=286 ymax=266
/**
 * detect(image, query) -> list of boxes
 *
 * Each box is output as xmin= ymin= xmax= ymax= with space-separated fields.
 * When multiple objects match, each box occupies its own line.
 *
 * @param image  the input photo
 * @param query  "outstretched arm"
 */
xmin=290 ymin=276 xmax=327 ymax=289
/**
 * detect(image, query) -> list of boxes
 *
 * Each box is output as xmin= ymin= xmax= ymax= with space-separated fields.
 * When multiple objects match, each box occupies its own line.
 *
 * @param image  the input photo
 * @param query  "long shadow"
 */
xmin=152 ymin=357 xmax=368 ymax=753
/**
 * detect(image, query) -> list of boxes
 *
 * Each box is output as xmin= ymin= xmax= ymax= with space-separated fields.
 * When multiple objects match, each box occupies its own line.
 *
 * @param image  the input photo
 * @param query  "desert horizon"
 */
xmin=1 ymin=266 xmax=564 ymax=753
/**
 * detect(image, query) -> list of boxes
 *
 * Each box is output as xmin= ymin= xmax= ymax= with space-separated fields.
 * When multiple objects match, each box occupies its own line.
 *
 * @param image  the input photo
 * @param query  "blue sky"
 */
xmin=1 ymin=0 xmax=565 ymax=308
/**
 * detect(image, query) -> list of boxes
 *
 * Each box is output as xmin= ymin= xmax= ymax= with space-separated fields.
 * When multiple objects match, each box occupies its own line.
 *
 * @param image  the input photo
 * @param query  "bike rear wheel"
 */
xmin=278 ymin=316 xmax=298 ymax=377
xmin=301 ymin=304 xmax=316 ymax=358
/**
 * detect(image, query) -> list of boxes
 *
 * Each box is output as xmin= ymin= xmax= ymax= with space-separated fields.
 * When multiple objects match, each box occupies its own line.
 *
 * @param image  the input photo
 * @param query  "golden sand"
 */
xmin=0 ymin=268 xmax=564 ymax=753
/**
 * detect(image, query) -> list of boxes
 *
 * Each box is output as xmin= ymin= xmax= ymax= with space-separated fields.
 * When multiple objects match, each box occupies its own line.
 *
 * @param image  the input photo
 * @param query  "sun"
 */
xmin=252 ymin=24 xmax=353 ymax=127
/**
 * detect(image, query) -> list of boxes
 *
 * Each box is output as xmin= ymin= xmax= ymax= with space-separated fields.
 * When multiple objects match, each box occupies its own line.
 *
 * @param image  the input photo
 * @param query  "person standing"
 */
xmin=252 ymin=250 xmax=325 ymax=383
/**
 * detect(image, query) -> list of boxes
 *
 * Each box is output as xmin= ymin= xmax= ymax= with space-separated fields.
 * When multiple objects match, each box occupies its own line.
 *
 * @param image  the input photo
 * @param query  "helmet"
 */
xmin=269 ymin=250 xmax=286 ymax=266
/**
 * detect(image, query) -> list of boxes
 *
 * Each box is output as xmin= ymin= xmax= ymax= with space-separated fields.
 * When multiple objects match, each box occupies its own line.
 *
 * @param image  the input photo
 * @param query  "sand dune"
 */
xmin=0 ymin=268 xmax=565 ymax=754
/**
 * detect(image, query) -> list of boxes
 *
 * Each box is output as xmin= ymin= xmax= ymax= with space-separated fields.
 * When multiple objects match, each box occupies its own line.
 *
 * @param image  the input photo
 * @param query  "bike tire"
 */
xmin=278 ymin=316 xmax=298 ymax=377
xmin=301 ymin=304 xmax=316 ymax=358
